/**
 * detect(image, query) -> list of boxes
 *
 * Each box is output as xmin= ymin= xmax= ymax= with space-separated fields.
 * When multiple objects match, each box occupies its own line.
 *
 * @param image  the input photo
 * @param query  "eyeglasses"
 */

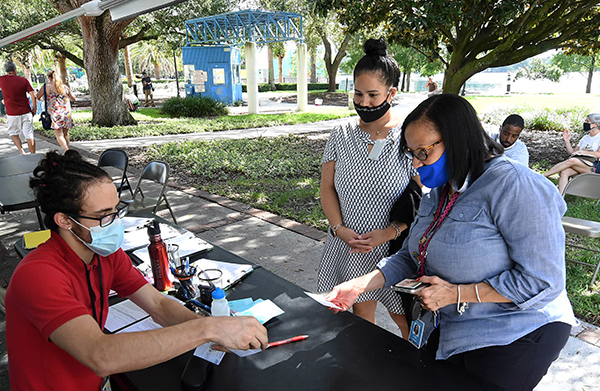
xmin=71 ymin=204 xmax=129 ymax=228
xmin=403 ymin=140 xmax=442 ymax=161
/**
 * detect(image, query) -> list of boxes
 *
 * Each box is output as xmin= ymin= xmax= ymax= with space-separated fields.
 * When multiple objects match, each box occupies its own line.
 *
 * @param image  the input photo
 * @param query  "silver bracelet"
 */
xmin=475 ymin=284 xmax=482 ymax=303
xmin=457 ymin=284 xmax=468 ymax=315
xmin=390 ymin=221 xmax=402 ymax=240
xmin=331 ymin=223 xmax=343 ymax=237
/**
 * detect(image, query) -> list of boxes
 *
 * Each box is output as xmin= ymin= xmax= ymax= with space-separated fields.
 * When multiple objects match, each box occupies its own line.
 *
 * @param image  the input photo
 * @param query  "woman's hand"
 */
xmin=416 ymin=276 xmax=458 ymax=312
xmin=336 ymin=227 xmax=372 ymax=253
xmin=348 ymin=228 xmax=393 ymax=254
xmin=563 ymin=129 xmax=571 ymax=142
xmin=325 ymin=280 xmax=362 ymax=313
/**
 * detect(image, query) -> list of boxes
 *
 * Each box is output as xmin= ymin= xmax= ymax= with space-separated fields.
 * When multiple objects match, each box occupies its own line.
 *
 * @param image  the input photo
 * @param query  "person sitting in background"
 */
xmin=489 ymin=114 xmax=529 ymax=166
xmin=544 ymin=113 xmax=600 ymax=194
xmin=5 ymin=150 xmax=267 ymax=391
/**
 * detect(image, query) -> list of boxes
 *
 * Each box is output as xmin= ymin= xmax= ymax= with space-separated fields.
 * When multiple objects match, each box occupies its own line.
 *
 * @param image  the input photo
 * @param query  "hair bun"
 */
xmin=363 ymin=38 xmax=388 ymax=57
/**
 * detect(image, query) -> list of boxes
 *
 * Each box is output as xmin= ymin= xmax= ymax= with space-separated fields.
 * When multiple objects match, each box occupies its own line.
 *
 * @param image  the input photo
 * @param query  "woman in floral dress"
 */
xmin=36 ymin=70 xmax=76 ymax=151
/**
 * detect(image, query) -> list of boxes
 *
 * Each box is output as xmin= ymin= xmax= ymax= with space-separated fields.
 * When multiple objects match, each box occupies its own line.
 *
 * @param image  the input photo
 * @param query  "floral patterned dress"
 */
xmin=42 ymin=85 xmax=74 ymax=130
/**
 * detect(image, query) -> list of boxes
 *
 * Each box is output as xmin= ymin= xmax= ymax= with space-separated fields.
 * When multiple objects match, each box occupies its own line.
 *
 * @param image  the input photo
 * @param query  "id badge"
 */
xmin=408 ymin=319 xmax=425 ymax=349
xmin=367 ymin=139 xmax=386 ymax=161
xmin=101 ymin=377 xmax=112 ymax=391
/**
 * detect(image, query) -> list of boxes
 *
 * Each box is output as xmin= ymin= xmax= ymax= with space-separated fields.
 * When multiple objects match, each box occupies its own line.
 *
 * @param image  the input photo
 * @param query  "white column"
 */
xmin=245 ymin=41 xmax=259 ymax=114
xmin=296 ymin=43 xmax=307 ymax=112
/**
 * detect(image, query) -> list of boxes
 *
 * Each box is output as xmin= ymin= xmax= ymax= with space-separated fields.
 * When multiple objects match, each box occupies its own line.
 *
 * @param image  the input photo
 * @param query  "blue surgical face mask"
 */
xmin=69 ymin=217 xmax=124 ymax=257
xmin=416 ymin=151 xmax=450 ymax=189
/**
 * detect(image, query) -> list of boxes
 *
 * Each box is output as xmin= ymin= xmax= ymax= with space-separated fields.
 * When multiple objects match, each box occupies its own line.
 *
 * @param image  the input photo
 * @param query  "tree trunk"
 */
xmin=268 ymin=46 xmax=275 ymax=88
xmin=154 ymin=62 xmax=161 ymax=80
xmin=401 ymin=72 xmax=406 ymax=92
xmin=278 ymin=55 xmax=283 ymax=83
xmin=319 ymin=33 xmax=351 ymax=92
xmin=123 ymin=45 xmax=133 ymax=87
xmin=56 ymin=53 xmax=69 ymax=87
xmin=78 ymin=12 xmax=136 ymax=127
xmin=406 ymin=71 xmax=411 ymax=92
xmin=310 ymin=52 xmax=317 ymax=83
xmin=586 ymin=56 xmax=595 ymax=94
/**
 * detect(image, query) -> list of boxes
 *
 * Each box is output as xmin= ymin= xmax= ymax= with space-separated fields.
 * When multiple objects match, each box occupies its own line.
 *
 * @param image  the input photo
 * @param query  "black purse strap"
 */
xmin=43 ymin=83 xmax=48 ymax=113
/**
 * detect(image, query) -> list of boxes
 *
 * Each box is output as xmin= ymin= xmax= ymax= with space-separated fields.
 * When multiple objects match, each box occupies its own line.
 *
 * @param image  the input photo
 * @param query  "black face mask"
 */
xmin=584 ymin=122 xmax=592 ymax=131
xmin=354 ymin=93 xmax=391 ymax=123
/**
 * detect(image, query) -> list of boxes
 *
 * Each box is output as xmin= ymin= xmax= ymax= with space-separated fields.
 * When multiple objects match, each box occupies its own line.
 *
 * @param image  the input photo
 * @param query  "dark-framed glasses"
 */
xmin=71 ymin=204 xmax=129 ymax=228
xmin=403 ymin=140 xmax=442 ymax=161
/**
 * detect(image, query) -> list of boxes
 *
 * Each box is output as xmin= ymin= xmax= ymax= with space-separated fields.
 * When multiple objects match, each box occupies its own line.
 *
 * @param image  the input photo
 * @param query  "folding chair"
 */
xmin=98 ymin=149 xmax=134 ymax=198
xmin=127 ymin=161 xmax=178 ymax=224
xmin=561 ymin=173 xmax=600 ymax=287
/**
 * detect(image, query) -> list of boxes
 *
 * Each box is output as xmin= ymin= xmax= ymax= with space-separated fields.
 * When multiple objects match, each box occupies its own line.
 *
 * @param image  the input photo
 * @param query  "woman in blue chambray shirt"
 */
xmin=326 ymin=94 xmax=576 ymax=391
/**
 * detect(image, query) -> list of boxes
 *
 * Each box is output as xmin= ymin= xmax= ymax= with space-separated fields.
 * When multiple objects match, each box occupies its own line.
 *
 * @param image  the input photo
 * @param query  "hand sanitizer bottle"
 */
xmin=210 ymin=288 xmax=230 ymax=317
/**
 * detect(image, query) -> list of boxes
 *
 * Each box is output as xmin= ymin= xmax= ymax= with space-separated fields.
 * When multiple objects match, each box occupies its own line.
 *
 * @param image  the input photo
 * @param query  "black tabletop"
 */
xmin=0 ymin=173 xmax=37 ymax=211
xmin=115 ymin=245 xmax=502 ymax=391
xmin=0 ymin=153 xmax=43 ymax=177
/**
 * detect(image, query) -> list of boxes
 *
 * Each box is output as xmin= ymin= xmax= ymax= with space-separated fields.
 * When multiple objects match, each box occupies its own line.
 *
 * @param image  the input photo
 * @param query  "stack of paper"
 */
xmin=192 ymin=258 xmax=253 ymax=290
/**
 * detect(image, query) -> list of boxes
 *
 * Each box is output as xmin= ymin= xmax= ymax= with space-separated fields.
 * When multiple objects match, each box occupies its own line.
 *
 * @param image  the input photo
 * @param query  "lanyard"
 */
xmin=83 ymin=254 xmax=105 ymax=328
xmin=417 ymin=184 xmax=460 ymax=277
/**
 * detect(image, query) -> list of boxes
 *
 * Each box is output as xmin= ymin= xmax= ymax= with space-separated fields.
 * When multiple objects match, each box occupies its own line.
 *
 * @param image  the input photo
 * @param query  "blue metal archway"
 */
xmin=185 ymin=9 xmax=303 ymax=46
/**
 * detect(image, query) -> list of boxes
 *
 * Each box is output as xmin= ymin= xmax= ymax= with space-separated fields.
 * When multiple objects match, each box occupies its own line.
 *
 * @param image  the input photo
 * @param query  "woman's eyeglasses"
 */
xmin=403 ymin=140 xmax=442 ymax=161
xmin=71 ymin=204 xmax=129 ymax=228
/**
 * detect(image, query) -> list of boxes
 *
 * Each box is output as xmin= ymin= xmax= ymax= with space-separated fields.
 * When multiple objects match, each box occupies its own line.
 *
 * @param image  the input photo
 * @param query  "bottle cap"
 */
xmin=147 ymin=219 xmax=161 ymax=236
xmin=211 ymin=287 xmax=225 ymax=300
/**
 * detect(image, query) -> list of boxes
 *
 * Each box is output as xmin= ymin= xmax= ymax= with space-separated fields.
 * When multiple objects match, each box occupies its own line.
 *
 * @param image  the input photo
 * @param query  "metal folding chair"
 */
xmin=127 ymin=161 xmax=177 ymax=224
xmin=561 ymin=173 xmax=600 ymax=287
xmin=98 ymin=149 xmax=134 ymax=198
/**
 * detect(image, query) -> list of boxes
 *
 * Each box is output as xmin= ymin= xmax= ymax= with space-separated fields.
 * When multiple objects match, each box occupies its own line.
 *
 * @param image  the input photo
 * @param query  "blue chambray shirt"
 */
xmin=378 ymin=155 xmax=577 ymax=360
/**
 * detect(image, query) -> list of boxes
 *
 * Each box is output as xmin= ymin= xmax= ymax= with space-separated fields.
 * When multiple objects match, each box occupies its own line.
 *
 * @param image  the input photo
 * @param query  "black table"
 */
xmin=0 ymin=153 xmax=43 ymax=177
xmin=114 ymin=245 xmax=502 ymax=391
xmin=0 ymin=173 xmax=44 ymax=229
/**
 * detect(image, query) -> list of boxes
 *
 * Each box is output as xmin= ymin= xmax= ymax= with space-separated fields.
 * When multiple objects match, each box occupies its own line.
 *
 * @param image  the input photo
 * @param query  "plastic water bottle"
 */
xmin=210 ymin=288 xmax=230 ymax=317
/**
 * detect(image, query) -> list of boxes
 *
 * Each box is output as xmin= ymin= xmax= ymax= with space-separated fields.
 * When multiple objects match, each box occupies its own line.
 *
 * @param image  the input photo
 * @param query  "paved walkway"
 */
xmin=1 ymin=95 xmax=600 ymax=390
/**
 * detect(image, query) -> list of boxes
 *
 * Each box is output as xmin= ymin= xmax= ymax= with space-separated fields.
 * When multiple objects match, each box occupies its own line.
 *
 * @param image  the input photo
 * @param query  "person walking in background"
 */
xmin=36 ymin=69 xmax=76 ymax=151
xmin=425 ymin=77 xmax=438 ymax=93
xmin=141 ymin=71 xmax=155 ymax=107
xmin=319 ymin=38 xmax=419 ymax=338
xmin=0 ymin=61 xmax=37 ymax=154
xmin=544 ymin=113 xmax=600 ymax=194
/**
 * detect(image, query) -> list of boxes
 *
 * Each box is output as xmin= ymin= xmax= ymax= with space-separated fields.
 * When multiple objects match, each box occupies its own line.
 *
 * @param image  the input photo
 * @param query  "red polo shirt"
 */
xmin=5 ymin=231 xmax=148 ymax=391
xmin=0 ymin=74 xmax=34 ymax=115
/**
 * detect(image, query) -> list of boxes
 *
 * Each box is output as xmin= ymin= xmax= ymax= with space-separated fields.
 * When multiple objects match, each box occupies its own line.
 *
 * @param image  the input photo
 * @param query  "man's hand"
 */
xmin=210 ymin=316 xmax=268 ymax=351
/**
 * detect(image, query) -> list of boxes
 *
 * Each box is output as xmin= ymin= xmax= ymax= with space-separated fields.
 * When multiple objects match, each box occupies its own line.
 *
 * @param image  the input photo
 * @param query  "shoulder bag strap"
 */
xmin=43 ymin=83 xmax=48 ymax=113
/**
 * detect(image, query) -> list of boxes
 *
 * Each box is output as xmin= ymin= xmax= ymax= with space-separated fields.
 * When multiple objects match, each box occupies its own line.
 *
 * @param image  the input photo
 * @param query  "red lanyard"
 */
xmin=417 ymin=184 xmax=460 ymax=277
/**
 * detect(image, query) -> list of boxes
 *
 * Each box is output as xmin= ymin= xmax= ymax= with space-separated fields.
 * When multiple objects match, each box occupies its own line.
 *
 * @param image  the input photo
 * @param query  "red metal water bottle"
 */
xmin=147 ymin=220 xmax=173 ymax=291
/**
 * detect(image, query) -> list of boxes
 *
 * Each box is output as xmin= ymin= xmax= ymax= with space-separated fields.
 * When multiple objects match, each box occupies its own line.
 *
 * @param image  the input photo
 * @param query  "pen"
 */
xmin=223 ymin=265 xmax=259 ymax=291
xmin=185 ymin=257 xmax=190 ymax=274
xmin=267 ymin=335 xmax=309 ymax=348
xmin=189 ymin=299 xmax=212 ymax=314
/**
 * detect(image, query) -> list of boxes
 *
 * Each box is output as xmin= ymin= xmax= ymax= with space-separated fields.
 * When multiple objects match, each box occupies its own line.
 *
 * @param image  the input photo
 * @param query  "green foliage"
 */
xmin=35 ymin=110 xmax=354 ymax=141
xmin=481 ymin=105 xmax=591 ymax=132
xmin=143 ymin=135 xmax=328 ymax=229
xmin=514 ymin=58 xmax=564 ymax=82
xmin=161 ymin=96 xmax=228 ymax=118
xmin=314 ymin=0 xmax=600 ymax=94
xmin=552 ymin=52 xmax=599 ymax=73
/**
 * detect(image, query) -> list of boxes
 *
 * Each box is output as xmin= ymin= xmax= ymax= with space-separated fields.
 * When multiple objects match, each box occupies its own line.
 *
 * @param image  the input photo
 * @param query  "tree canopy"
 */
xmin=313 ymin=0 xmax=600 ymax=93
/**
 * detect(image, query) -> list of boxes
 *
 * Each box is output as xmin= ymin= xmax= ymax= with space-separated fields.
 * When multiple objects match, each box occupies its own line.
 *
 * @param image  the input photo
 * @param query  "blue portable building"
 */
xmin=182 ymin=45 xmax=242 ymax=104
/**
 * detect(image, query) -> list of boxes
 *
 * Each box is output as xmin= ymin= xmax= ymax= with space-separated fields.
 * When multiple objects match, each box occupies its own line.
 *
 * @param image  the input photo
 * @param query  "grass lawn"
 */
xmin=466 ymin=93 xmax=600 ymax=114
xmin=35 ymin=107 xmax=355 ymax=141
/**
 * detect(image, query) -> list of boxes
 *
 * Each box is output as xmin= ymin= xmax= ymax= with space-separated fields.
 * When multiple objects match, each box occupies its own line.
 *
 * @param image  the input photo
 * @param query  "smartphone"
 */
xmin=392 ymin=278 xmax=429 ymax=294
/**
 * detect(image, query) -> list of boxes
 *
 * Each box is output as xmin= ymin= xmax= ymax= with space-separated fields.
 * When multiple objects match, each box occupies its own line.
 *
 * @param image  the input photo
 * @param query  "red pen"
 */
xmin=267 ymin=335 xmax=309 ymax=348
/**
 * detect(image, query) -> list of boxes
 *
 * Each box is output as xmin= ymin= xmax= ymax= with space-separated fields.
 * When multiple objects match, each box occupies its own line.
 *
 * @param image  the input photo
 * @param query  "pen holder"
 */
xmin=173 ymin=265 xmax=198 ymax=301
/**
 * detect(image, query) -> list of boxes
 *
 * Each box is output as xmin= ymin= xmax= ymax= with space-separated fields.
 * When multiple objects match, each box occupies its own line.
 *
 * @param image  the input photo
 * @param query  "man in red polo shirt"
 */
xmin=0 ymin=61 xmax=37 ymax=154
xmin=5 ymin=150 xmax=268 ymax=391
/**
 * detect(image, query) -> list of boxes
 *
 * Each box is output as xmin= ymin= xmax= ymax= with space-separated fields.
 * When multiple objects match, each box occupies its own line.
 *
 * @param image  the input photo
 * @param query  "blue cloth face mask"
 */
xmin=417 ymin=151 xmax=450 ymax=189
xmin=69 ymin=217 xmax=124 ymax=257
xmin=584 ymin=122 xmax=592 ymax=131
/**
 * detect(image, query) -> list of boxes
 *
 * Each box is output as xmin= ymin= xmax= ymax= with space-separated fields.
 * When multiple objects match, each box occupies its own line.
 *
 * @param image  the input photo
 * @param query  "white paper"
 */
xmin=231 ymin=348 xmax=262 ymax=357
xmin=193 ymin=343 xmax=226 ymax=365
xmin=117 ymin=316 xmax=162 ymax=333
xmin=123 ymin=223 xmax=181 ymax=252
xmin=121 ymin=216 xmax=153 ymax=232
xmin=305 ymin=292 xmax=342 ymax=310
xmin=105 ymin=300 xmax=150 ymax=332
xmin=192 ymin=258 xmax=253 ymax=289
